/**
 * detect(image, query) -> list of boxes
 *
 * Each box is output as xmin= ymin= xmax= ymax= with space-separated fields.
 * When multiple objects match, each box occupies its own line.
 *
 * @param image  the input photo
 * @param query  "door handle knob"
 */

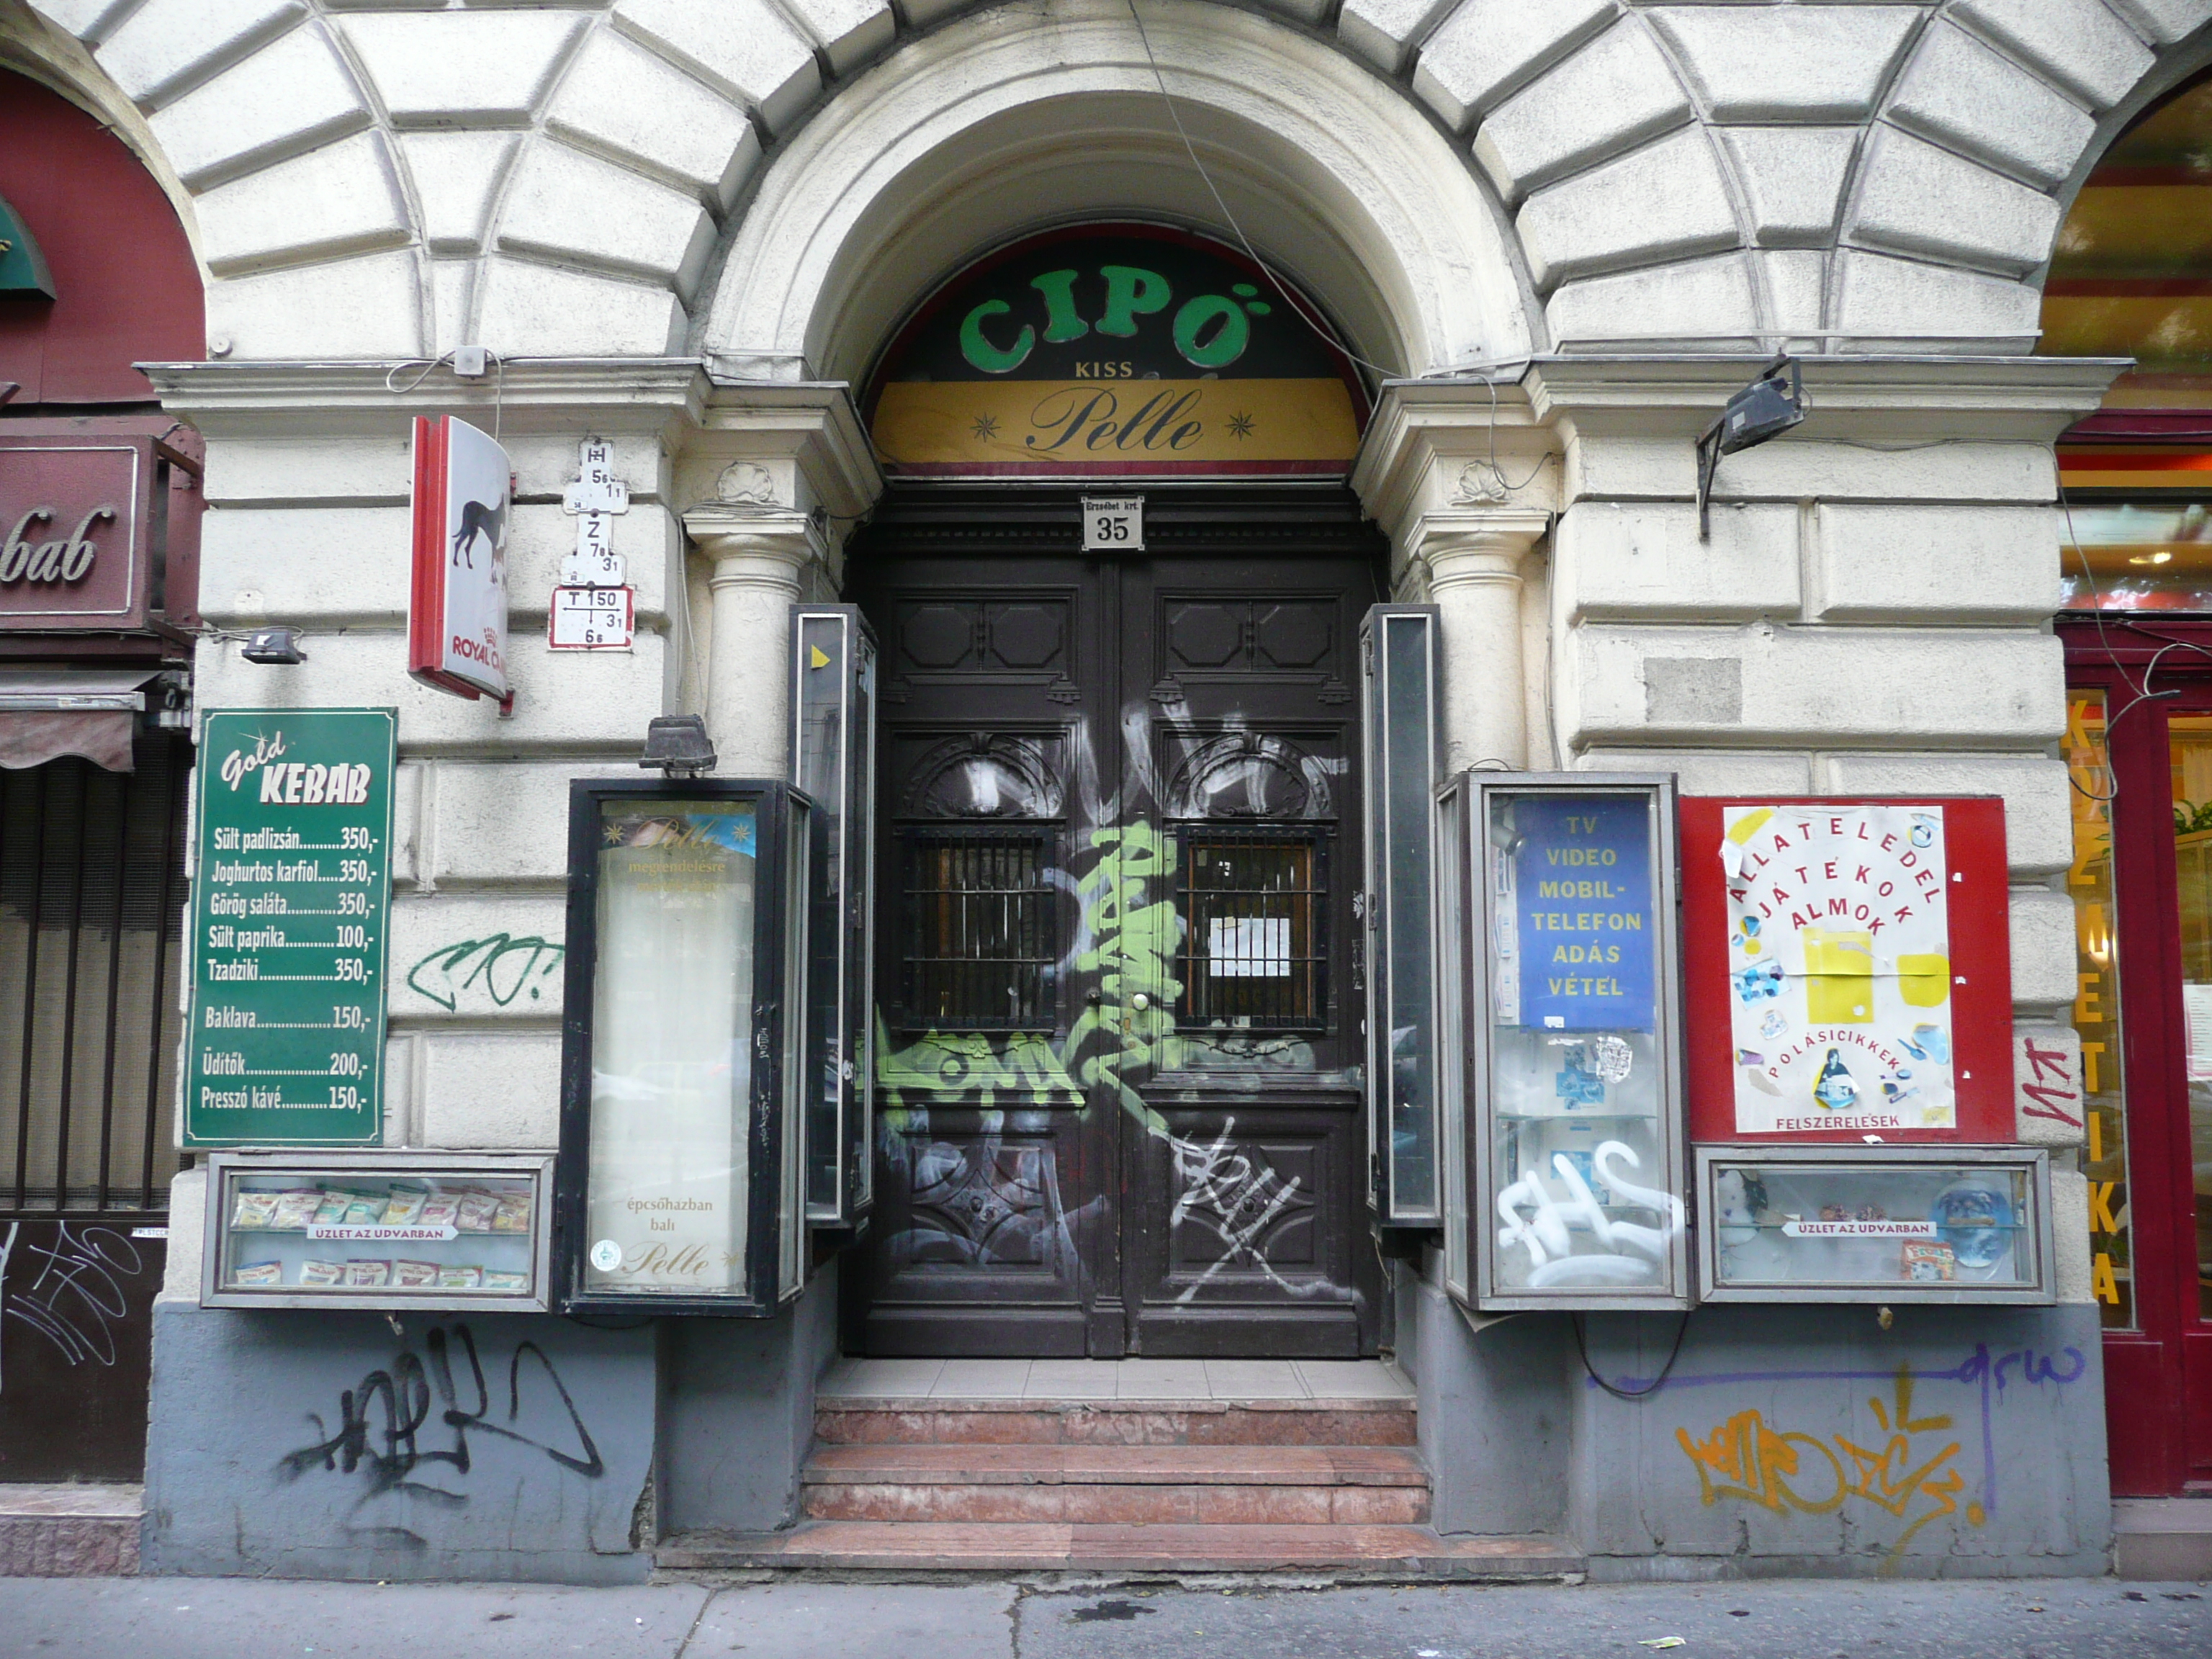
xmin=1130 ymin=992 xmax=1150 ymax=1012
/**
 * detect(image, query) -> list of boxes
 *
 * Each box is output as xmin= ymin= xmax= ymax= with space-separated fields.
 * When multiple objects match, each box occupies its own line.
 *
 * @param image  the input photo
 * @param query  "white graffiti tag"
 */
xmin=1168 ymin=1119 xmax=1320 ymax=1303
xmin=1495 ymin=1139 xmax=1686 ymax=1288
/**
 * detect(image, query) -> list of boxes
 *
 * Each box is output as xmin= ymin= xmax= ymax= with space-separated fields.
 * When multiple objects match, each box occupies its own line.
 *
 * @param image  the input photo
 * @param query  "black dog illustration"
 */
xmin=450 ymin=496 xmax=505 ymax=568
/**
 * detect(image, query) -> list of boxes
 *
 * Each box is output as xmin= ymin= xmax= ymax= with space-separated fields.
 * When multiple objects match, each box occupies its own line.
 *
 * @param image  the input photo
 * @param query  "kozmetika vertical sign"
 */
xmin=185 ymin=709 xmax=395 ymax=1146
xmin=865 ymin=224 xmax=1367 ymax=480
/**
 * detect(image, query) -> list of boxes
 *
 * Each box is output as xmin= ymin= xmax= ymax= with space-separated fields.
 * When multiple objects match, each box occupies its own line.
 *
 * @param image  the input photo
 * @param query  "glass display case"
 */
xmin=791 ymin=606 xmax=878 ymax=1228
xmin=1361 ymin=604 xmax=1442 ymax=1224
xmin=556 ymin=779 xmax=817 ymax=1316
xmin=1454 ymin=773 xmax=1691 ymax=1309
xmin=200 ymin=1151 xmax=552 ymax=1310
xmin=1696 ymin=1146 xmax=2054 ymax=1303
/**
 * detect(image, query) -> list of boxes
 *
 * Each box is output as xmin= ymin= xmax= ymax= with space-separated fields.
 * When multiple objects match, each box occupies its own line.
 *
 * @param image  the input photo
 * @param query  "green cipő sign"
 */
xmin=185 ymin=709 xmax=396 ymax=1147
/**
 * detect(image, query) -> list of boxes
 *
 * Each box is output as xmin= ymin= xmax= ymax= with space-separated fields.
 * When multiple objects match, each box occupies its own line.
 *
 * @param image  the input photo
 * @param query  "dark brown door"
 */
xmin=844 ymin=489 xmax=1384 ymax=1358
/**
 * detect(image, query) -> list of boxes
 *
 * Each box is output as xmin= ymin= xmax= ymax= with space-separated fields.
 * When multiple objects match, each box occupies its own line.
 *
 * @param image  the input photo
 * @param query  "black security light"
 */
xmin=640 ymin=713 xmax=717 ymax=778
xmin=1696 ymin=356 xmax=1807 ymax=541
xmin=240 ymin=626 xmax=307 ymax=665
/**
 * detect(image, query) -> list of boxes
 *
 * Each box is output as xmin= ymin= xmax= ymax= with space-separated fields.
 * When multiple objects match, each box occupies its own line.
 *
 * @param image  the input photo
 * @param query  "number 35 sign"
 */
xmin=1081 ymin=495 xmax=1144 ymax=552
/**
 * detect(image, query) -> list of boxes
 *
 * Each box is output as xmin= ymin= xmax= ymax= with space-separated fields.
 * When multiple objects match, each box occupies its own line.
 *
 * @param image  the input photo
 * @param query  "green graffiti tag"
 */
xmin=405 ymin=934 xmax=565 ymax=1012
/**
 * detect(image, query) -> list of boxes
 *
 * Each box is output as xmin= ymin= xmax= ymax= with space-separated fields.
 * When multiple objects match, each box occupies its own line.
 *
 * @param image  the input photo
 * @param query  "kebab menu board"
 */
xmin=1678 ymin=796 xmax=2015 ymax=1144
xmin=184 ymin=709 xmax=396 ymax=1147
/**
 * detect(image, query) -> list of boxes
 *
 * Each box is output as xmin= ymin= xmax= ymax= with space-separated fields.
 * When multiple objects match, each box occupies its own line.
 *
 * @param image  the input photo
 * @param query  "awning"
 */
xmin=0 ymin=667 xmax=159 ymax=772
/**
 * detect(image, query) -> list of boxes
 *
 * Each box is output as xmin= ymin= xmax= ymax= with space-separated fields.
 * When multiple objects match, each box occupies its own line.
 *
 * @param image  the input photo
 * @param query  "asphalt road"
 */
xmin=1 ymin=1573 xmax=2208 ymax=1658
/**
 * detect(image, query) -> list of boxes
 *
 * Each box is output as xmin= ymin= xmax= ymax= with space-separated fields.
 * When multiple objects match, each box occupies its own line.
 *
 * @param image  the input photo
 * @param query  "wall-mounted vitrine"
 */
xmin=791 ymin=606 xmax=878 ymax=1228
xmin=556 ymin=780 xmax=817 ymax=1316
xmin=1696 ymin=1146 xmax=2054 ymax=1303
xmin=1448 ymin=773 xmax=1691 ymax=1310
xmin=1360 ymin=604 xmax=1442 ymax=1225
xmin=201 ymin=1151 xmax=553 ymax=1310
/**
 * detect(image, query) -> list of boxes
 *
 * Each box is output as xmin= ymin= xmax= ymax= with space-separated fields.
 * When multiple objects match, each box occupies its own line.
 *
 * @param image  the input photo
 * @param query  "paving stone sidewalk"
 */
xmin=4 ymin=1573 xmax=2211 ymax=1658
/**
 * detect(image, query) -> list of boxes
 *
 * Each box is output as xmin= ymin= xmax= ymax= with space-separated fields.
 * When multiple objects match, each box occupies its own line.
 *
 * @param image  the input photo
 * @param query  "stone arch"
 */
xmin=702 ymin=0 xmax=1538 ymax=382
xmin=24 ymin=1 xmax=2212 ymax=367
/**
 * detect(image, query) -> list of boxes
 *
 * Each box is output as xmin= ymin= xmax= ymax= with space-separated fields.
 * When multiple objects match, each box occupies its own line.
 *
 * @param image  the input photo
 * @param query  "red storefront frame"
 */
xmin=2063 ymin=616 xmax=2212 ymax=1496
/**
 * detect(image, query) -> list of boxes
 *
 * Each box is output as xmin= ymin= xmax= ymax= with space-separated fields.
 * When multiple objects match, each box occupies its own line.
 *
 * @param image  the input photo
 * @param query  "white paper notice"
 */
xmin=2183 ymin=984 xmax=2212 ymax=1082
xmin=1209 ymin=916 xmax=1290 ymax=978
xmin=1721 ymin=804 xmax=1957 ymax=1134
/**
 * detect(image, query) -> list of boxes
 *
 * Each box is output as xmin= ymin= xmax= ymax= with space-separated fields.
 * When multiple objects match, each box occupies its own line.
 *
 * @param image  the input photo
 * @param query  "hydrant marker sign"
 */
xmin=184 ymin=708 xmax=395 ymax=1146
xmin=1719 ymin=804 xmax=1957 ymax=1134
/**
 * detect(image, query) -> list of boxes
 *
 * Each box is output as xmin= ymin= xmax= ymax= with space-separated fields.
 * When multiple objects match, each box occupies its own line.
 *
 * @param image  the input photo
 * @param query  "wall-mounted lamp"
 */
xmin=1696 ymin=356 xmax=1807 ymax=541
xmin=240 ymin=626 xmax=307 ymax=665
xmin=640 ymin=714 xmax=717 ymax=778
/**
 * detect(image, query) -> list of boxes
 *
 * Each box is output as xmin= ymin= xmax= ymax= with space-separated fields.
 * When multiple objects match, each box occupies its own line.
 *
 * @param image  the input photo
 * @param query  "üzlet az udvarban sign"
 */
xmin=185 ymin=709 xmax=395 ymax=1147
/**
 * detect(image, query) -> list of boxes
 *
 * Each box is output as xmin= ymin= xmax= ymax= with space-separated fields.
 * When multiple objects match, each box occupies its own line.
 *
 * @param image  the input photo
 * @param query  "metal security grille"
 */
xmin=901 ymin=828 xmax=1056 ymax=1030
xmin=1176 ymin=830 xmax=1326 ymax=1030
xmin=0 ymin=734 xmax=189 ymax=1215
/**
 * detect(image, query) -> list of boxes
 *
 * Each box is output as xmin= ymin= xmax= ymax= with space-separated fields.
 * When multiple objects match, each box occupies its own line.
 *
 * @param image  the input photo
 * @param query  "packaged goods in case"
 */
xmin=203 ymin=1156 xmax=550 ymax=1307
xmin=1697 ymin=1148 xmax=2051 ymax=1302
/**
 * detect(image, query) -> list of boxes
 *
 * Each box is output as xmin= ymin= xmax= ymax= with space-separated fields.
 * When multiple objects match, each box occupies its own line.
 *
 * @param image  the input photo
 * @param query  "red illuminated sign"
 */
xmin=408 ymin=415 xmax=511 ymax=706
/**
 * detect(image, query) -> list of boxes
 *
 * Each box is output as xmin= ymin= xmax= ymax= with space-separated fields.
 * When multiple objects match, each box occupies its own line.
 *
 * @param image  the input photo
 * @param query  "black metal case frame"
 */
xmin=554 ymin=777 xmax=819 ymax=1317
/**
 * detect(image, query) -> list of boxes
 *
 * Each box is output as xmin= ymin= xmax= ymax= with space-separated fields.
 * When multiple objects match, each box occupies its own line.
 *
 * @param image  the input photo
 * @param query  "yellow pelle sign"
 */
xmin=872 ymin=377 xmax=1361 ymax=475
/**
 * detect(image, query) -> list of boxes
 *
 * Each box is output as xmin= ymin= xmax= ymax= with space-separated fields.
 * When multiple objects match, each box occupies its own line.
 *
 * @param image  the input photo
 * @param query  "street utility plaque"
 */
xmin=185 ymin=709 xmax=395 ymax=1146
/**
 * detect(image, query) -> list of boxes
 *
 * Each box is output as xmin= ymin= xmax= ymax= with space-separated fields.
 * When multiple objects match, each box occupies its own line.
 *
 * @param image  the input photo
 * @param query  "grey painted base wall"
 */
xmin=143 ymin=1264 xmax=842 ymax=1583
xmin=1394 ymin=1261 xmax=2113 ymax=1580
xmin=659 ymin=1257 xmax=841 ymax=1535
xmin=143 ymin=1303 xmax=660 ymax=1583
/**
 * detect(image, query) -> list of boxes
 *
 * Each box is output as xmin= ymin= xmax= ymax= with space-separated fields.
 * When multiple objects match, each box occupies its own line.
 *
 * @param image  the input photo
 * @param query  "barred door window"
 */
xmin=0 ymin=734 xmax=189 ymax=1216
xmin=1174 ymin=830 xmax=1326 ymax=1030
xmin=900 ymin=828 xmax=1057 ymax=1031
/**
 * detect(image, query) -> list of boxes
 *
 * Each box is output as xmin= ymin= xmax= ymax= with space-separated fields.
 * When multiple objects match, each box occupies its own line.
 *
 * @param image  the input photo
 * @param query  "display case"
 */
xmin=791 ymin=606 xmax=878 ymax=1228
xmin=1451 ymin=773 xmax=1691 ymax=1309
xmin=1361 ymin=604 xmax=1442 ymax=1224
xmin=1696 ymin=1146 xmax=2054 ymax=1303
xmin=556 ymin=779 xmax=817 ymax=1316
xmin=200 ymin=1151 xmax=552 ymax=1310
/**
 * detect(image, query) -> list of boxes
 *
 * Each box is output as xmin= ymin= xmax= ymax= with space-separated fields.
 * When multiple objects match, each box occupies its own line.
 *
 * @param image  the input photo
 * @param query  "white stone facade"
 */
xmin=12 ymin=0 xmax=2188 ymax=1319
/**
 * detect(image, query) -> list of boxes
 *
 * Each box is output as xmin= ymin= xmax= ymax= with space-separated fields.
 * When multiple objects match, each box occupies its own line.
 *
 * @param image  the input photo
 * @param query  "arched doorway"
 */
xmin=839 ymin=225 xmax=1388 ymax=1357
xmin=0 ymin=63 xmax=204 ymax=1488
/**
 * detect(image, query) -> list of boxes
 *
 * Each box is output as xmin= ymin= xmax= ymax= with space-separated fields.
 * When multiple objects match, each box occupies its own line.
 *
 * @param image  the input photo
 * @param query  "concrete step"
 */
xmin=814 ymin=1397 xmax=1418 ymax=1448
xmin=0 ymin=1484 xmax=140 ymax=1577
xmin=658 ymin=1521 xmax=1582 ymax=1578
xmin=801 ymin=1444 xmax=1430 ymax=1525
xmin=2114 ymin=1498 xmax=2212 ymax=1581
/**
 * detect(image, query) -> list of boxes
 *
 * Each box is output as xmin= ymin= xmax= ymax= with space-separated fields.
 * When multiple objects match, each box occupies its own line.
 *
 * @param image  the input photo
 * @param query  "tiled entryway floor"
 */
xmin=818 ymin=1357 xmax=1413 ymax=1402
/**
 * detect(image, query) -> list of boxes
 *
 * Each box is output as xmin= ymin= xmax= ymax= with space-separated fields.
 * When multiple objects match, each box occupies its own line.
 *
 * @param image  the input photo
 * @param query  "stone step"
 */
xmin=659 ymin=1521 xmax=1582 ymax=1578
xmin=0 ymin=1484 xmax=141 ymax=1578
xmin=814 ymin=1397 xmax=1419 ymax=1448
xmin=803 ymin=1444 xmax=1431 ymax=1525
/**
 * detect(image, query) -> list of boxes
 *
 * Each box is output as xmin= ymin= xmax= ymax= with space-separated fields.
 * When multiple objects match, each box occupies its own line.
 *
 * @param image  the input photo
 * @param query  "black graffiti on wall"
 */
xmin=279 ymin=1323 xmax=603 ymax=1548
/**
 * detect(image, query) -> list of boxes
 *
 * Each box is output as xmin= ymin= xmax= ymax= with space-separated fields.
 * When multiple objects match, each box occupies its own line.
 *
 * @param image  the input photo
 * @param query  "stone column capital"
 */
xmin=682 ymin=503 xmax=825 ymax=583
xmin=1410 ymin=508 xmax=1552 ymax=590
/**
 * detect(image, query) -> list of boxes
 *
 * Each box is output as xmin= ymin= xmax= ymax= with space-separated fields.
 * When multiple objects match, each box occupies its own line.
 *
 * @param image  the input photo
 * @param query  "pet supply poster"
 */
xmin=1719 ymin=804 xmax=1956 ymax=1133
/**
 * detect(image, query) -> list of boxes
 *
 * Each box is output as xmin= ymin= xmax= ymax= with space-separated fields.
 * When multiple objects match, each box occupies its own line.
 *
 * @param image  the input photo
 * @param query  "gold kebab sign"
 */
xmin=865 ymin=225 xmax=1366 ymax=480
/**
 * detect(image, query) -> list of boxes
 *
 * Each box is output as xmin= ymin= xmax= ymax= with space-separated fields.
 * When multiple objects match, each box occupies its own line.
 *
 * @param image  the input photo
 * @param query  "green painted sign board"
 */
xmin=184 ymin=708 xmax=396 ymax=1147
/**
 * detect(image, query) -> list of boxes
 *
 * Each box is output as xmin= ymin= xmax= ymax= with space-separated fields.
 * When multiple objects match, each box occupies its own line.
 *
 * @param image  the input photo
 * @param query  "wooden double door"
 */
xmin=843 ymin=489 xmax=1385 ymax=1357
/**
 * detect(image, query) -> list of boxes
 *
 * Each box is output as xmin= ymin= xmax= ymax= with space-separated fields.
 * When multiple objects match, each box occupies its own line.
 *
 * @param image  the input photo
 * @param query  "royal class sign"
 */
xmin=866 ymin=225 xmax=1366 ymax=480
xmin=184 ymin=709 xmax=395 ymax=1147
xmin=408 ymin=416 xmax=512 ymax=705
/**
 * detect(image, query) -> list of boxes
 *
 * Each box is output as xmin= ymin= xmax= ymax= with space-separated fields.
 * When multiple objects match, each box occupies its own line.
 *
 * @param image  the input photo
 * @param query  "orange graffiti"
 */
xmin=1675 ymin=1366 xmax=1987 ymax=1570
